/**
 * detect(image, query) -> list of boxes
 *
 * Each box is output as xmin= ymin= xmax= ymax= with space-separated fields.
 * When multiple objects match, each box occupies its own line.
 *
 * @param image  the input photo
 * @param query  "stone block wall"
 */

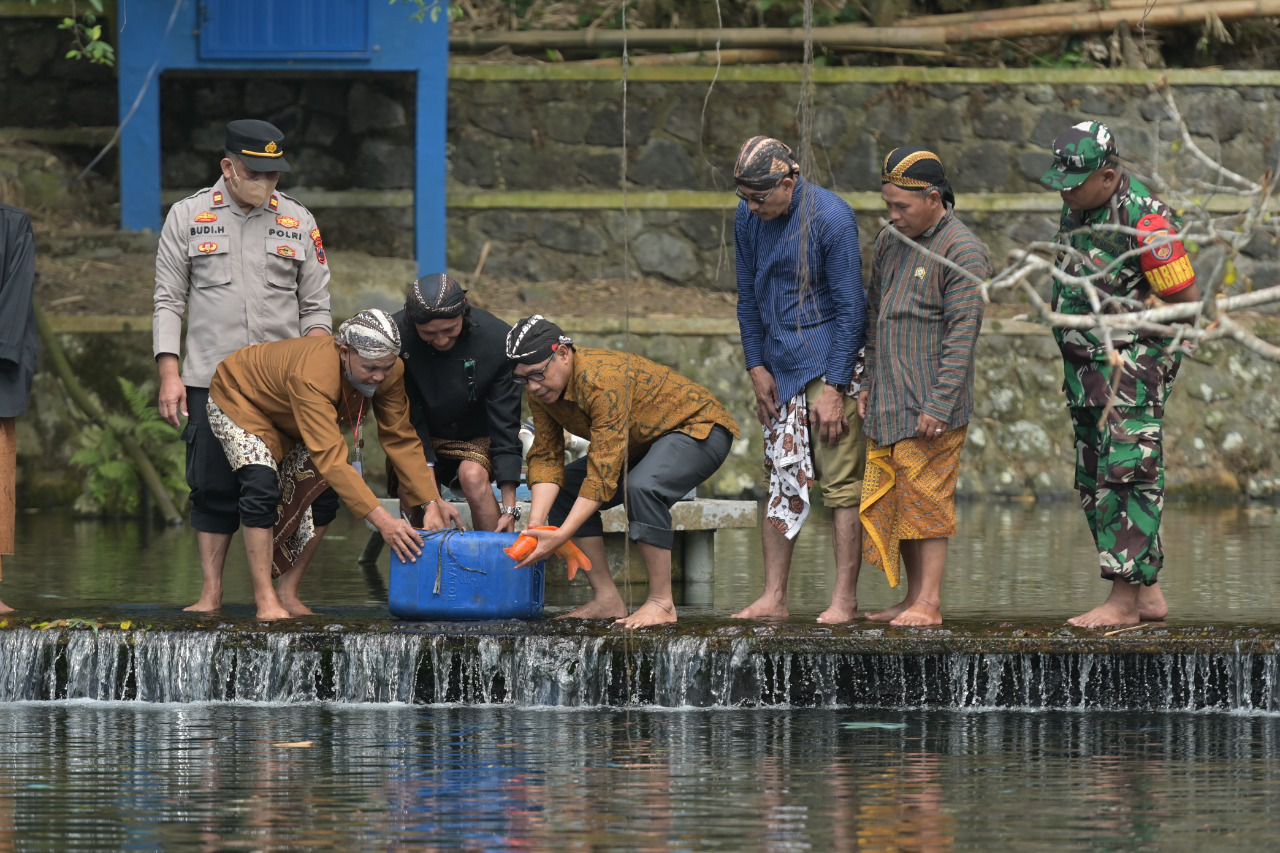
xmin=446 ymin=69 xmax=1280 ymax=297
xmin=159 ymin=73 xmax=418 ymax=255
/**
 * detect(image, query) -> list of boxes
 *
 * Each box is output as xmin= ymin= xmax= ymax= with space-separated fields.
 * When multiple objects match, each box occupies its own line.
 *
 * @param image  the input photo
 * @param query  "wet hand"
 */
xmin=512 ymin=526 xmax=567 ymax=569
xmin=380 ymin=518 xmax=424 ymax=562
xmin=425 ymin=501 xmax=464 ymax=531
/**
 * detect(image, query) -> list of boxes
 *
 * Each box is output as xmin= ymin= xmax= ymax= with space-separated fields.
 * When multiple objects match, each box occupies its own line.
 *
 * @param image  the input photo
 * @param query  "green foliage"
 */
xmin=26 ymin=0 xmax=116 ymax=66
xmin=69 ymin=377 xmax=185 ymax=519
xmin=1026 ymin=40 xmax=1093 ymax=69
xmin=391 ymin=0 xmax=464 ymax=24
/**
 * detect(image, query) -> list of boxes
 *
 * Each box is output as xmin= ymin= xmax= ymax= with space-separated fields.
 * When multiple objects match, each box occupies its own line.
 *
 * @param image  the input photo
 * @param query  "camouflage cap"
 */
xmin=1039 ymin=120 xmax=1118 ymax=191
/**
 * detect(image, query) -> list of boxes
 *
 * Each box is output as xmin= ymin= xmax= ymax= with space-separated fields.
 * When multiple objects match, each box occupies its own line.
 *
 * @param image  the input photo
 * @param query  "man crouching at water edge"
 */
xmin=858 ymin=147 xmax=990 ymax=627
xmin=207 ymin=309 xmax=462 ymax=620
xmin=506 ymin=315 xmax=739 ymax=629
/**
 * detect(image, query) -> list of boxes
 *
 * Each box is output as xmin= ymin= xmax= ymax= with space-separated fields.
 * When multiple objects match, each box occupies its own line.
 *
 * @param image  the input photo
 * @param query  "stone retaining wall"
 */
xmin=17 ymin=317 xmax=1280 ymax=513
xmin=444 ymin=67 xmax=1280 ymax=296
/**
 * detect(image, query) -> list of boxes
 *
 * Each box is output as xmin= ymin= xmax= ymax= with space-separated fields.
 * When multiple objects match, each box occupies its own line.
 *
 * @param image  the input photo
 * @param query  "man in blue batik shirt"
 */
xmin=730 ymin=136 xmax=868 ymax=624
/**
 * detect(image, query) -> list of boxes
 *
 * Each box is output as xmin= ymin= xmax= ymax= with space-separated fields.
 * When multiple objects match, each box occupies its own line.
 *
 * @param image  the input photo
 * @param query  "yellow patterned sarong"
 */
xmin=859 ymin=426 xmax=967 ymax=587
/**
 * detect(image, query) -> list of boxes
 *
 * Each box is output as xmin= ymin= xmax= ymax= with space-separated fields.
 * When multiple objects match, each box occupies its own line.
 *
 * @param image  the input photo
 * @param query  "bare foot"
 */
xmin=816 ymin=598 xmax=859 ymax=624
xmin=890 ymin=601 xmax=942 ymax=627
xmin=556 ymin=596 xmax=627 ymax=620
xmin=0 ymin=598 xmax=13 ymax=614
xmin=183 ymin=595 xmax=222 ymax=613
xmin=1138 ymin=584 xmax=1169 ymax=621
xmin=730 ymin=595 xmax=788 ymax=620
xmin=1067 ymin=601 xmax=1140 ymax=628
xmin=615 ymin=598 xmax=677 ymax=629
xmin=279 ymin=599 xmax=316 ymax=617
xmin=867 ymin=599 xmax=912 ymax=622
xmin=256 ymin=604 xmax=293 ymax=621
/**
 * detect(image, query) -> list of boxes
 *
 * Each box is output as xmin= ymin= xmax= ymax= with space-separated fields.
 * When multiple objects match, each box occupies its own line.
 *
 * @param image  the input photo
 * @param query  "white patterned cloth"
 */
xmin=763 ymin=391 xmax=814 ymax=541
xmin=206 ymin=397 xmax=315 ymax=564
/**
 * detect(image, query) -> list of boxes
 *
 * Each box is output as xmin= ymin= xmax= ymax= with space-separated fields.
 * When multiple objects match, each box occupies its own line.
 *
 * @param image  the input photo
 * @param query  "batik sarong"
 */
xmin=859 ymin=426 xmax=967 ymax=587
xmin=763 ymin=392 xmax=814 ymax=540
xmin=206 ymin=399 xmax=328 ymax=578
xmin=432 ymin=435 xmax=492 ymax=473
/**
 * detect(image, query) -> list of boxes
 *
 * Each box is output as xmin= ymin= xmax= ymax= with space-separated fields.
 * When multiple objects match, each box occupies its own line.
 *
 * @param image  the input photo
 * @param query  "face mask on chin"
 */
xmin=344 ymin=354 xmax=379 ymax=398
xmin=229 ymin=163 xmax=274 ymax=208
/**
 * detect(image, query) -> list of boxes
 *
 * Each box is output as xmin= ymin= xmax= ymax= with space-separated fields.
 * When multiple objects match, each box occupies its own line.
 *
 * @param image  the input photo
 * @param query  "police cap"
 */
xmin=225 ymin=119 xmax=290 ymax=173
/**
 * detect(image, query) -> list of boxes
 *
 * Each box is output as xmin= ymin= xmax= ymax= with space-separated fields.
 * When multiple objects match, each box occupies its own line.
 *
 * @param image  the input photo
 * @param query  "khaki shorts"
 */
xmin=804 ymin=377 xmax=867 ymax=508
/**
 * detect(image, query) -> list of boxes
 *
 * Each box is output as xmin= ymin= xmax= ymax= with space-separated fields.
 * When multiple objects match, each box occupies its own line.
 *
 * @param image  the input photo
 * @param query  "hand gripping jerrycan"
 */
xmin=388 ymin=529 xmax=546 ymax=620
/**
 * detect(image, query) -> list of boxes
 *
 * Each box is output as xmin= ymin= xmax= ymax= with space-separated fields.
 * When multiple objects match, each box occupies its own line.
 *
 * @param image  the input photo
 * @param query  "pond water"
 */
xmin=1 ymin=703 xmax=1278 ymax=850
xmin=3 ymin=500 xmax=1279 ymax=622
xmin=3 ymin=502 xmax=1279 ymax=848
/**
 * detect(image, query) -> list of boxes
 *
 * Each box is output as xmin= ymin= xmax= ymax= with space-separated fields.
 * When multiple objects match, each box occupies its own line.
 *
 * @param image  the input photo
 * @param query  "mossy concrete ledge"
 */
xmin=1 ymin=614 xmax=1277 ymax=711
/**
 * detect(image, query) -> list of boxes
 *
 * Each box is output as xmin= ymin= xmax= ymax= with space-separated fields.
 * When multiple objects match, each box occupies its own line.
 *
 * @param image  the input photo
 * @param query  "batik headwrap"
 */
xmin=405 ymin=273 xmax=468 ymax=323
xmin=505 ymin=314 xmax=572 ymax=365
xmin=336 ymin=308 xmax=401 ymax=359
xmin=881 ymin=146 xmax=956 ymax=209
xmin=734 ymin=136 xmax=799 ymax=191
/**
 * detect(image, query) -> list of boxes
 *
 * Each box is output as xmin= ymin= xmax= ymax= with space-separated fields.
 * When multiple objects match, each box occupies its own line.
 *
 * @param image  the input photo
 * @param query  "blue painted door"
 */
xmin=198 ymin=0 xmax=371 ymax=60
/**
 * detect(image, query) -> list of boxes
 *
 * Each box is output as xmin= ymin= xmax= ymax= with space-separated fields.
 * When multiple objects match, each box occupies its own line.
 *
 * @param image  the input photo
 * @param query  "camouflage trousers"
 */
xmin=1070 ymin=406 xmax=1165 ymax=586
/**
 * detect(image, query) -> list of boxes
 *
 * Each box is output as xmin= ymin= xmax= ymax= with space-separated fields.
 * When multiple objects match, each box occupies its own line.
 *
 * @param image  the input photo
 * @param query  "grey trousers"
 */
xmin=549 ymin=425 xmax=732 ymax=550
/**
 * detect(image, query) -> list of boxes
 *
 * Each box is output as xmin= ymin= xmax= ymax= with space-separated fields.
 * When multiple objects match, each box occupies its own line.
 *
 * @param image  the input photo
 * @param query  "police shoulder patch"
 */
xmin=276 ymin=215 xmax=300 ymax=228
xmin=194 ymin=211 xmax=217 ymax=223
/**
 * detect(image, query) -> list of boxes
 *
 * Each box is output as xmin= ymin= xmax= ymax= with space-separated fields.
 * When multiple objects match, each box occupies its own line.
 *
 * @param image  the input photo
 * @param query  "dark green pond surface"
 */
xmin=3 ymin=503 xmax=1279 ymax=848
xmin=2 ymin=500 xmax=1278 ymax=621
xmin=1 ymin=704 xmax=1277 ymax=851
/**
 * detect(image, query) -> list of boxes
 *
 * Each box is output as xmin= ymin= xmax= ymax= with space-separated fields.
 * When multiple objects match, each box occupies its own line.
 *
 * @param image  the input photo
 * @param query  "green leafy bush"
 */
xmin=69 ymin=378 xmax=185 ymax=518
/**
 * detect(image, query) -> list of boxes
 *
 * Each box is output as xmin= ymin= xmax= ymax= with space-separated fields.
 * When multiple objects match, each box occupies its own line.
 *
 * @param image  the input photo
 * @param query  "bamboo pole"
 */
xmin=452 ymin=0 xmax=1280 ymax=52
xmin=34 ymin=306 xmax=184 ymax=526
xmin=944 ymin=0 xmax=1275 ymax=41
xmin=900 ymin=0 xmax=1195 ymax=27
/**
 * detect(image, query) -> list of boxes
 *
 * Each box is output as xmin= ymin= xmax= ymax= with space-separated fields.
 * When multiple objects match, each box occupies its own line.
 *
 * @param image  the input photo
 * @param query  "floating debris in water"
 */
xmin=272 ymin=741 xmax=315 ymax=748
xmin=842 ymin=722 xmax=907 ymax=730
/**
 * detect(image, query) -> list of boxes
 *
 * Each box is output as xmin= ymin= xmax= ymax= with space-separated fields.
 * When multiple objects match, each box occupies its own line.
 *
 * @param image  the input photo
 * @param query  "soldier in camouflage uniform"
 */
xmin=1038 ymin=121 xmax=1201 ymax=628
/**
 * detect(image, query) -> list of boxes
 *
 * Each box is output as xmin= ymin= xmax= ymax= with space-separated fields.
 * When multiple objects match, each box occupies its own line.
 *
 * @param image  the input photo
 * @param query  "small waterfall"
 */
xmin=0 ymin=626 xmax=1277 ymax=711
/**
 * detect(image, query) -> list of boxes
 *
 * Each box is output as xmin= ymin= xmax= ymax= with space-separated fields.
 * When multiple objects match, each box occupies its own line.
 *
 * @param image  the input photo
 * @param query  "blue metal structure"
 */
xmin=117 ymin=0 xmax=447 ymax=272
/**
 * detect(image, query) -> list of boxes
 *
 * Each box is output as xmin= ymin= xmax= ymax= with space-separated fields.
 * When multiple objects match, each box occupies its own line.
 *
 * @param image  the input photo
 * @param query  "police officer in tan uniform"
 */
xmin=153 ymin=119 xmax=334 ymax=615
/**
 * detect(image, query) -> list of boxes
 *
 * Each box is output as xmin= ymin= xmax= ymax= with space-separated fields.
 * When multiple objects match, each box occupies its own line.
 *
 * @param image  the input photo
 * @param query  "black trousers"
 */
xmin=184 ymin=387 xmax=337 ymax=532
xmin=549 ymin=425 xmax=732 ymax=551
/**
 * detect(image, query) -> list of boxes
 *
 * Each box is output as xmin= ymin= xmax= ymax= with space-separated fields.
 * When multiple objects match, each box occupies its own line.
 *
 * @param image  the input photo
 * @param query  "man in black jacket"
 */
xmin=393 ymin=274 xmax=523 ymax=531
xmin=0 ymin=205 xmax=37 ymax=612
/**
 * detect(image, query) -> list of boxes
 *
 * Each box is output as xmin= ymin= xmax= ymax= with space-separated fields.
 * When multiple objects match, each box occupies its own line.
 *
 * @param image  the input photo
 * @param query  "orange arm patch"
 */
xmin=1137 ymin=213 xmax=1195 ymax=297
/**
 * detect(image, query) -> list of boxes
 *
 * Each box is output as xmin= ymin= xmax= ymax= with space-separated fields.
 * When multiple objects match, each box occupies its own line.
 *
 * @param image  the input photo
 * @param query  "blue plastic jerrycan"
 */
xmin=388 ymin=529 xmax=546 ymax=620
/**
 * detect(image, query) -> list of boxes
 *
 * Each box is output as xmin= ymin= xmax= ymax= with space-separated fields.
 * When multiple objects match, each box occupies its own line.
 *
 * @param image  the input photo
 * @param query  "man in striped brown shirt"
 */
xmin=858 ymin=147 xmax=991 ymax=627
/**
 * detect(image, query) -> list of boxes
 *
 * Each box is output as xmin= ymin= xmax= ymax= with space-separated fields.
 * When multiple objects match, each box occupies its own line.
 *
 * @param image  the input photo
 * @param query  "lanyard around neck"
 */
xmin=341 ymin=390 xmax=366 ymax=471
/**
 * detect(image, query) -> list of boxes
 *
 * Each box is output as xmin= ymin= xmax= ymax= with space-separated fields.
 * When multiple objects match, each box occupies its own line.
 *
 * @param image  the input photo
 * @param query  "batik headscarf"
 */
xmin=734 ymin=136 xmax=799 ymax=191
xmin=336 ymin=308 xmax=401 ymax=359
xmin=405 ymin=273 xmax=468 ymax=324
xmin=881 ymin=146 xmax=956 ymax=209
xmin=505 ymin=314 xmax=572 ymax=365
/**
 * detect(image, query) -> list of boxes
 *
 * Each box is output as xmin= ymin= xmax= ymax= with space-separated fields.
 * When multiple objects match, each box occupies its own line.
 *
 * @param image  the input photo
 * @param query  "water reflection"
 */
xmin=0 ymin=705 xmax=1277 ymax=850
xmin=2 ymin=502 xmax=1278 ymax=621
